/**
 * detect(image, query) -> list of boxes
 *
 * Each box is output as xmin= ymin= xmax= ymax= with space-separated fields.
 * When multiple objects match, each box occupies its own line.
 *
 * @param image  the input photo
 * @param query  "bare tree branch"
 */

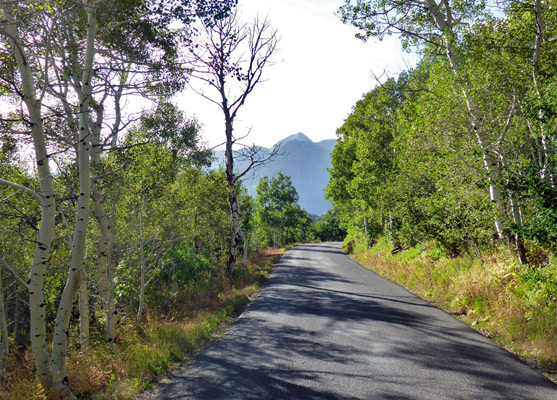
xmin=0 ymin=258 xmax=29 ymax=292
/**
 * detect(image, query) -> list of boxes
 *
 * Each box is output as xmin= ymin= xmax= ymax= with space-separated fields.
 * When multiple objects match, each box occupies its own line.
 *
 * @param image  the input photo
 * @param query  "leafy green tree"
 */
xmin=313 ymin=208 xmax=347 ymax=242
xmin=338 ymin=0 xmax=516 ymax=249
xmin=335 ymin=0 xmax=557 ymax=262
xmin=327 ymin=76 xmax=405 ymax=246
xmin=256 ymin=173 xmax=304 ymax=247
xmin=0 ymin=0 xmax=236 ymax=394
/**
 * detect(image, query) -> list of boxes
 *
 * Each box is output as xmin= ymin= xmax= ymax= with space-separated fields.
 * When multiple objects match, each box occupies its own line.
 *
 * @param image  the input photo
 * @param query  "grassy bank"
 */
xmin=0 ymin=248 xmax=285 ymax=399
xmin=345 ymin=236 xmax=557 ymax=383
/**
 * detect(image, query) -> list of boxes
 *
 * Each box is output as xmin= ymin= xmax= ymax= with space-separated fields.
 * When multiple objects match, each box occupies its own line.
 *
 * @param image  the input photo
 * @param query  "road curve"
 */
xmin=156 ymin=242 xmax=556 ymax=399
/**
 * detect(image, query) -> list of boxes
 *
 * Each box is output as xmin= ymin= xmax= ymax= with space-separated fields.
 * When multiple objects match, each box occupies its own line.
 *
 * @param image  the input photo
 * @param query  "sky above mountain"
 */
xmin=176 ymin=0 xmax=415 ymax=149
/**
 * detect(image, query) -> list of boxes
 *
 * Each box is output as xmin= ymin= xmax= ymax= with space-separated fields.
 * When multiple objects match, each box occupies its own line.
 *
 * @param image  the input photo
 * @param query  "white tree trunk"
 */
xmin=531 ymin=0 xmax=554 ymax=186
xmin=90 ymin=108 xmax=119 ymax=349
xmin=92 ymin=191 xmax=118 ymax=348
xmin=242 ymin=231 xmax=248 ymax=264
xmin=225 ymin=116 xmax=242 ymax=276
xmin=51 ymin=2 xmax=96 ymax=395
xmin=1 ymin=2 xmax=56 ymax=388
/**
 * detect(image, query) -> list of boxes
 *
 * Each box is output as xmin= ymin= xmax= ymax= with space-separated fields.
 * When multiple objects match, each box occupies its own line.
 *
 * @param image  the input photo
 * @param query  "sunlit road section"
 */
xmin=157 ymin=242 xmax=556 ymax=399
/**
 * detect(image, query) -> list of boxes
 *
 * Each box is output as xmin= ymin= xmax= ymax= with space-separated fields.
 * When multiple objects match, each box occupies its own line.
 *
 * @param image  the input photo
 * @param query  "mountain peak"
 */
xmin=280 ymin=132 xmax=311 ymax=145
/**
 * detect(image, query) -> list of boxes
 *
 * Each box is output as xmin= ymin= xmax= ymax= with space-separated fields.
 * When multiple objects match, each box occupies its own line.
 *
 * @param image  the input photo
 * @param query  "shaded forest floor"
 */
xmin=0 ymin=247 xmax=286 ymax=399
xmin=346 ymin=237 xmax=557 ymax=384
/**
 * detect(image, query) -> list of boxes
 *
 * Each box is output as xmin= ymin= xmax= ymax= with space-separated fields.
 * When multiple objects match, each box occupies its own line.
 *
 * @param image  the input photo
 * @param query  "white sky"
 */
xmin=176 ymin=0 xmax=415 ymax=149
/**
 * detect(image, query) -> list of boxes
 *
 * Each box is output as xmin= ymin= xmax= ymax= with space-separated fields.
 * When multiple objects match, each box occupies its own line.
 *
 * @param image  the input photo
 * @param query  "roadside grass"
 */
xmin=347 ymin=236 xmax=557 ymax=383
xmin=0 ymin=247 xmax=285 ymax=400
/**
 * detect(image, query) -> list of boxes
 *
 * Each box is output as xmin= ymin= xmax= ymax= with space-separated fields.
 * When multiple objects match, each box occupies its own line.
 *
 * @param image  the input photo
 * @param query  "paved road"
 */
xmin=157 ymin=242 xmax=556 ymax=399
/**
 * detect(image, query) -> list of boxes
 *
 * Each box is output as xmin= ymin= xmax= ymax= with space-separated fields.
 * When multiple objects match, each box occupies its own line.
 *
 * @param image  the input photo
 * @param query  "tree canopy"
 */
xmin=329 ymin=0 xmax=557 ymax=261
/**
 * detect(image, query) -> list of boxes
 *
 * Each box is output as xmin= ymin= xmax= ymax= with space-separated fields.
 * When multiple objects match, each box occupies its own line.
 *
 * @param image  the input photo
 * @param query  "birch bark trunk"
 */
xmin=426 ymin=0 xmax=508 ymax=241
xmin=92 ymin=189 xmax=118 ymax=347
xmin=363 ymin=213 xmax=371 ymax=248
xmin=79 ymin=270 xmax=90 ymax=351
xmin=51 ymin=2 xmax=96 ymax=395
xmin=90 ymin=106 xmax=119 ymax=349
xmin=531 ymin=0 xmax=554 ymax=186
xmin=224 ymin=111 xmax=242 ymax=277
xmin=242 ymin=231 xmax=248 ymax=264
xmin=1 ymin=2 xmax=56 ymax=389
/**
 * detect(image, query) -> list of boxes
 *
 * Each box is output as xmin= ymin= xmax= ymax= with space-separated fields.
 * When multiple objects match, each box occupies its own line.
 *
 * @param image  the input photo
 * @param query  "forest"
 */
xmin=329 ymin=0 xmax=557 ymax=379
xmin=0 ymin=1 xmax=344 ymax=397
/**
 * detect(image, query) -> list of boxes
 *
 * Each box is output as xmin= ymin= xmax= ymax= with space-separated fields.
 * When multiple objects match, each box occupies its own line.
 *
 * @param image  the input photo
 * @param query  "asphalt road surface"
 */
xmin=156 ymin=242 xmax=557 ymax=399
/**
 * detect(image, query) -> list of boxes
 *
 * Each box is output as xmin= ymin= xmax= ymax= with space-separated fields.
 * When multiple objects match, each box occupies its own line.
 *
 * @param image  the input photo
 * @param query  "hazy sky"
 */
xmin=176 ymin=0 xmax=415 ymax=149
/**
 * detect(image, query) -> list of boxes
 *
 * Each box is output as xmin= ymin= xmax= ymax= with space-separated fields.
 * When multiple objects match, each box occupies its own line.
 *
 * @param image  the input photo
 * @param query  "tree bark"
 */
xmin=363 ymin=214 xmax=371 ymax=248
xmin=51 ymin=2 xmax=96 ymax=395
xmin=91 ymin=189 xmax=118 ymax=348
xmin=90 ymin=108 xmax=119 ymax=349
xmin=242 ymin=231 xmax=248 ymax=264
xmin=79 ymin=270 xmax=90 ymax=351
xmin=531 ymin=0 xmax=554 ymax=186
xmin=1 ymin=2 xmax=56 ymax=389
xmin=225 ymin=113 xmax=242 ymax=277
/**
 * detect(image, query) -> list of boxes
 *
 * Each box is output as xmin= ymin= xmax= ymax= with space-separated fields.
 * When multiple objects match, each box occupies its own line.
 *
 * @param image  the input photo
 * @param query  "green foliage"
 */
xmin=517 ymin=265 xmax=557 ymax=315
xmin=139 ymin=102 xmax=211 ymax=165
xmin=338 ymin=0 xmax=488 ymax=49
xmin=313 ymin=208 xmax=347 ymax=242
xmin=329 ymin=5 xmax=557 ymax=258
xmin=255 ymin=173 xmax=310 ymax=246
xmin=111 ymin=131 xmax=231 ymax=313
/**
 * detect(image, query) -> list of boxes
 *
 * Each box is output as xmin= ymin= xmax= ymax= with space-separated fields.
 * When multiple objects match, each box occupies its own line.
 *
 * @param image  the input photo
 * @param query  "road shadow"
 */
xmin=157 ymin=244 xmax=556 ymax=400
xmin=159 ymin=316 xmax=365 ymax=399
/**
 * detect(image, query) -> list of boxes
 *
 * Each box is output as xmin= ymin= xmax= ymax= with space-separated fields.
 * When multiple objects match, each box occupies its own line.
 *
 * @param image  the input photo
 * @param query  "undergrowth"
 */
xmin=0 ymin=247 xmax=284 ymax=400
xmin=347 ymin=235 xmax=557 ymax=383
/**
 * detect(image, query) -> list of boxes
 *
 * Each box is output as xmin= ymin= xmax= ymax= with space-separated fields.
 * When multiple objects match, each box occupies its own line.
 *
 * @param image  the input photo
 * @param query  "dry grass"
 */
xmin=0 ymin=349 xmax=45 ymax=400
xmin=1 ymin=247 xmax=286 ymax=399
xmin=66 ymin=351 xmax=113 ymax=396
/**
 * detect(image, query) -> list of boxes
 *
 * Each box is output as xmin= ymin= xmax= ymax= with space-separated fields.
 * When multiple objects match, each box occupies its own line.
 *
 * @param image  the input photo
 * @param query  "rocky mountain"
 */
xmin=211 ymin=133 xmax=335 ymax=216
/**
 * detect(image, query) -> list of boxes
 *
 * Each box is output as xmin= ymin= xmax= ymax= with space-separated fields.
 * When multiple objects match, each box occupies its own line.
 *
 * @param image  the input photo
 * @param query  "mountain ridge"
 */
xmin=211 ymin=133 xmax=334 ymax=215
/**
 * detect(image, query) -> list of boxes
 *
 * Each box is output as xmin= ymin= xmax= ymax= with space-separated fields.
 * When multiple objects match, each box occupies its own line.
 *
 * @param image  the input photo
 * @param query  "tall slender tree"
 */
xmin=186 ymin=8 xmax=279 ymax=276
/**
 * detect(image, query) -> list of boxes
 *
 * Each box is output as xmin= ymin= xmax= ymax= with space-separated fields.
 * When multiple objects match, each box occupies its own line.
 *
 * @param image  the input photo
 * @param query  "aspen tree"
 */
xmin=186 ymin=10 xmax=278 ymax=275
xmin=0 ymin=1 xmax=57 ymax=390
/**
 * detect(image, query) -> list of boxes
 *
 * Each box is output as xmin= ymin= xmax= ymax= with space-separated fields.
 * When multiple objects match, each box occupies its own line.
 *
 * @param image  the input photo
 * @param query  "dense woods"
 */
xmin=331 ymin=0 xmax=557 ymax=262
xmin=1 ymin=0 xmax=556 ymax=396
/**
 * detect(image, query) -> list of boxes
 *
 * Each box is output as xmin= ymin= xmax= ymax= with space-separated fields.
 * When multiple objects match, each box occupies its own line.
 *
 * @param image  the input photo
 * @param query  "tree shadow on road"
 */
xmin=158 ymin=246 xmax=556 ymax=400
